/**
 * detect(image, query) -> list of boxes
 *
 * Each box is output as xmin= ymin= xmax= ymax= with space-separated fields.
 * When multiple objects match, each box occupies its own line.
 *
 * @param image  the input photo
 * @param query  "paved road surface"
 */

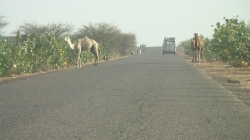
xmin=1 ymin=47 xmax=250 ymax=139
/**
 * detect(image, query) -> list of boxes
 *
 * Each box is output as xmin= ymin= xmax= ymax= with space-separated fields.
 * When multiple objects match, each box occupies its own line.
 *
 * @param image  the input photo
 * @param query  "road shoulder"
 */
xmin=176 ymin=47 xmax=250 ymax=107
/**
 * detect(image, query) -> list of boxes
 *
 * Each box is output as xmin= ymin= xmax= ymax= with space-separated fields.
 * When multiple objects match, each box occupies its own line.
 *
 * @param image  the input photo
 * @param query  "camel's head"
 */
xmin=65 ymin=37 xmax=70 ymax=42
xmin=194 ymin=33 xmax=198 ymax=37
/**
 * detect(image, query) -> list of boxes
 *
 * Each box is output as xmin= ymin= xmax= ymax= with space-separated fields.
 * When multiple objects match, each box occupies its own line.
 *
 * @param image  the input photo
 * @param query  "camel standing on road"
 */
xmin=193 ymin=33 xmax=204 ymax=63
xmin=65 ymin=36 xmax=100 ymax=67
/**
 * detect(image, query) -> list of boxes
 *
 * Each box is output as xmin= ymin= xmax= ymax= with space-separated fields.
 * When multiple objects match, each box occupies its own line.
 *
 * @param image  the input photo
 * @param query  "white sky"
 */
xmin=1 ymin=0 xmax=250 ymax=46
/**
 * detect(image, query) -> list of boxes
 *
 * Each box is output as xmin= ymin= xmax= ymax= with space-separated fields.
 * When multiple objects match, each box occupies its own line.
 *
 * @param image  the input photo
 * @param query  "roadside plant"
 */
xmin=0 ymin=38 xmax=12 ymax=76
xmin=0 ymin=22 xmax=141 ymax=77
xmin=211 ymin=16 xmax=250 ymax=67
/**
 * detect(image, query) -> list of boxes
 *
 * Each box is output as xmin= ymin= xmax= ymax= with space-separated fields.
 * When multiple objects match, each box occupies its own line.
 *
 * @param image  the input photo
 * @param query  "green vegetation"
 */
xmin=74 ymin=23 xmax=137 ymax=57
xmin=0 ymin=21 xmax=138 ymax=76
xmin=17 ymin=22 xmax=74 ymax=38
xmin=0 ymin=31 xmax=71 ymax=76
xmin=179 ymin=16 xmax=250 ymax=67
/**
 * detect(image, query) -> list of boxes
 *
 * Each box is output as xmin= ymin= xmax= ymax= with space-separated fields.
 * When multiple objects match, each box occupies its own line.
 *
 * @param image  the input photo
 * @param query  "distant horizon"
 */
xmin=1 ymin=0 xmax=250 ymax=46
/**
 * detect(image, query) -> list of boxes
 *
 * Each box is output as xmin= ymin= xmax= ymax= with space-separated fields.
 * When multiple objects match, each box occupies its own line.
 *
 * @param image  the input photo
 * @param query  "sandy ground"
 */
xmin=176 ymin=47 xmax=250 ymax=107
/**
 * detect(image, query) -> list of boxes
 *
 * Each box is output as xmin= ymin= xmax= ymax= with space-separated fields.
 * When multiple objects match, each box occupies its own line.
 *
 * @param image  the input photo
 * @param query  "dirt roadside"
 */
xmin=176 ymin=47 xmax=250 ymax=107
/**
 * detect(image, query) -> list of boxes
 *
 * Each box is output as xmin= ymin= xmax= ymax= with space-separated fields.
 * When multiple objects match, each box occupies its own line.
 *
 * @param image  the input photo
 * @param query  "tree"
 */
xmin=76 ymin=22 xmax=121 ymax=47
xmin=211 ymin=16 xmax=250 ymax=66
xmin=119 ymin=33 xmax=137 ymax=56
xmin=16 ymin=22 xmax=74 ymax=37
xmin=246 ymin=21 xmax=250 ymax=34
xmin=0 ymin=14 xmax=8 ymax=36
xmin=75 ymin=22 xmax=137 ymax=57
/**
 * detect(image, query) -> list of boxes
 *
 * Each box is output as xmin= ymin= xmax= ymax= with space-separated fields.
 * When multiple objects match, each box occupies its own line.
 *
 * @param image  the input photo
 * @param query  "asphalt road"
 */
xmin=1 ymin=47 xmax=250 ymax=139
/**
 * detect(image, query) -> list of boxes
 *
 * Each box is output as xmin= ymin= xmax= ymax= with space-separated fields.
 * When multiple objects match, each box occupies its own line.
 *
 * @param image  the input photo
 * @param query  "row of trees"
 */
xmin=0 ymin=15 xmax=138 ymax=76
xmin=73 ymin=23 xmax=137 ymax=57
xmin=179 ymin=16 xmax=250 ymax=67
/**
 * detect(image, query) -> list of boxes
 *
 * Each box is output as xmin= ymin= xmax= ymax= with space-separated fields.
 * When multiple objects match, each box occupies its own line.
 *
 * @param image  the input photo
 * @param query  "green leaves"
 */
xmin=180 ymin=16 xmax=250 ymax=66
xmin=0 ymin=38 xmax=12 ymax=76
xmin=0 ymin=32 xmax=75 ymax=76
xmin=1 ymin=22 xmax=140 ymax=76
xmin=211 ymin=17 xmax=250 ymax=66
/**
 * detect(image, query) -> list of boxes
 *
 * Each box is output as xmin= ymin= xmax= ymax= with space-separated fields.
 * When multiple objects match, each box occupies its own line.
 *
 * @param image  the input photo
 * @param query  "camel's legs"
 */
xmin=200 ymin=48 xmax=203 ymax=63
xmin=197 ymin=48 xmax=201 ymax=64
xmin=77 ymin=51 xmax=81 ymax=68
xmin=197 ymin=49 xmax=199 ymax=63
xmin=90 ymin=46 xmax=99 ymax=66
xmin=194 ymin=48 xmax=200 ymax=63
xmin=194 ymin=49 xmax=198 ymax=63
xmin=96 ymin=50 xmax=99 ymax=65
xmin=192 ymin=49 xmax=195 ymax=62
xmin=92 ymin=51 xmax=99 ymax=66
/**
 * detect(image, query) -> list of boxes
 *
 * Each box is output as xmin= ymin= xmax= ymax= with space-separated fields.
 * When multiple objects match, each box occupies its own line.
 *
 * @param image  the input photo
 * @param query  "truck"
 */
xmin=162 ymin=37 xmax=176 ymax=55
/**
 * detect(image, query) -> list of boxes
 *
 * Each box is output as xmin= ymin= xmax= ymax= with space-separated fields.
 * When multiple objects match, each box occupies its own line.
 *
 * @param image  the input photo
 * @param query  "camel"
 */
xmin=193 ymin=33 xmax=204 ymax=63
xmin=191 ymin=38 xmax=196 ymax=62
xmin=65 ymin=36 xmax=100 ymax=67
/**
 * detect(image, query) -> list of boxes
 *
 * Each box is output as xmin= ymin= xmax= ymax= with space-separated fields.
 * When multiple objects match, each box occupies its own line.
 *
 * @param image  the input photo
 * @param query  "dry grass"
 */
xmin=177 ymin=47 xmax=250 ymax=107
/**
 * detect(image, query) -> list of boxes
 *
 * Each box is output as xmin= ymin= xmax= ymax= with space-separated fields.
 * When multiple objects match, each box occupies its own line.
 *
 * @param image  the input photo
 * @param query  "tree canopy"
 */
xmin=0 ymin=14 xmax=8 ymax=36
xmin=16 ymin=22 xmax=74 ymax=37
xmin=74 ymin=22 xmax=137 ymax=56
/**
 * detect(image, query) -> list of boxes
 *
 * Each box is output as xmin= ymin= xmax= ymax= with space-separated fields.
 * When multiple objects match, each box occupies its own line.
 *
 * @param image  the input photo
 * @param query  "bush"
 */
xmin=179 ymin=16 xmax=250 ymax=67
xmin=0 ymin=32 xmax=73 ymax=76
xmin=0 ymin=38 xmax=12 ymax=76
xmin=211 ymin=16 xmax=250 ymax=66
xmin=0 ymin=22 xmax=140 ymax=76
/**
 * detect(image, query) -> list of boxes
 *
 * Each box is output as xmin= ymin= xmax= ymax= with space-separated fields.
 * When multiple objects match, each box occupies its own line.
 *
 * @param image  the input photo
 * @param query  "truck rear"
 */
xmin=162 ymin=37 xmax=176 ymax=55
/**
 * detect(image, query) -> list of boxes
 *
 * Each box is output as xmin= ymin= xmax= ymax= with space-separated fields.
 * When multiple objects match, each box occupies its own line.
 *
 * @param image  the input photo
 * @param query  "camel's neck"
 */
xmin=66 ymin=39 xmax=75 ymax=50
xmin=195 ymin=36 xmax=198 ymax=47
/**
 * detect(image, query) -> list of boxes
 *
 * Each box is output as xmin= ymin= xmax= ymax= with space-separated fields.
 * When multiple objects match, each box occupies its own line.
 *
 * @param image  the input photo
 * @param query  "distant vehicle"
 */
xmin=162 ymin=37 xmax=176 ymax=55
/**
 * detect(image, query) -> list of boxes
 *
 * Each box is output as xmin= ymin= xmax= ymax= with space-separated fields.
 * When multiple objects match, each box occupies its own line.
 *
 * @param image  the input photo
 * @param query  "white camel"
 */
xmin=65 ymin=36 xmax=100 ymax=67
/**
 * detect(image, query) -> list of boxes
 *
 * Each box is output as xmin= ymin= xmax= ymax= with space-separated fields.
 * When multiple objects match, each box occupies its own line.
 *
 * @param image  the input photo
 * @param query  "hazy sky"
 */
xmin=1 ymin=0 xmax=250 ymax=46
